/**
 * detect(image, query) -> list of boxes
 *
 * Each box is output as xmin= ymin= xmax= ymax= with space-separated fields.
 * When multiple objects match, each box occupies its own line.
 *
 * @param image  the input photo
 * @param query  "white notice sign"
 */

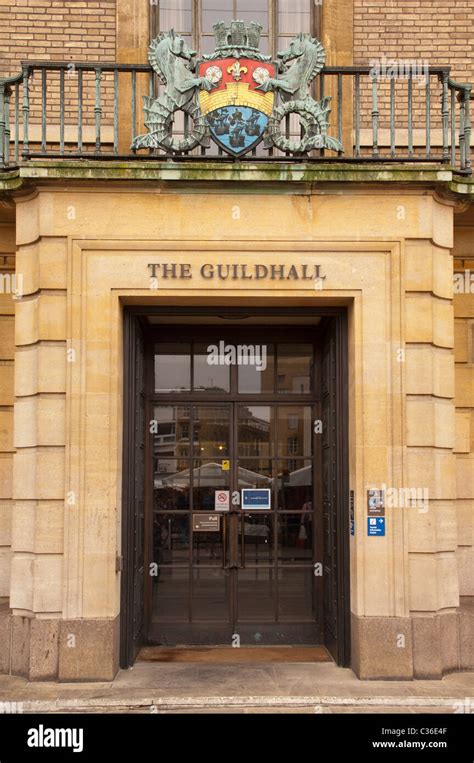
xmin=215 ymin=490 xmax=230 ymax=512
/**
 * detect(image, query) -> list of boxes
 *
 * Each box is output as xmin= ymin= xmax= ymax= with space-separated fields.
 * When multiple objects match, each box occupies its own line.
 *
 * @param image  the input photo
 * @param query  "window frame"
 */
xmin=151 ymin=1 xmax=321 ymax=58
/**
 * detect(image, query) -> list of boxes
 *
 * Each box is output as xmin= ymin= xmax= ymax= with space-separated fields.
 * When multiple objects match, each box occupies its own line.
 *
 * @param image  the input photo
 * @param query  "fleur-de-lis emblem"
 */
xmin=227 ymin=61 xmax=248 ymax=81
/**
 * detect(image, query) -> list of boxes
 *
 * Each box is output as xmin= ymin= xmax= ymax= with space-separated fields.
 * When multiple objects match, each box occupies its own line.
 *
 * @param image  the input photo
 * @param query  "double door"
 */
xmin=147 ymin=400 xmax=322 ymax=644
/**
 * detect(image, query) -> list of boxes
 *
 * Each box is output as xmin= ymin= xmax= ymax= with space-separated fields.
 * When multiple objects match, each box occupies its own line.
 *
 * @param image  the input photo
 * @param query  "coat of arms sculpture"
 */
xmin=132 ymin=20 xmax=343 ymax=157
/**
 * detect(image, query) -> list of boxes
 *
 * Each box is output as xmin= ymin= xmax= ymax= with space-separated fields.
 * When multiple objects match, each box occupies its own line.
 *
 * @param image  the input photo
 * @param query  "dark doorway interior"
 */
xmin=121 ymin=308 xmax=349 ymax=668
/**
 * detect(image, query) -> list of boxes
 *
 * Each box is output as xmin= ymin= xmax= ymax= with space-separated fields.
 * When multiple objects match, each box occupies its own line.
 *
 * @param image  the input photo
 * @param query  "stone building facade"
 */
xmin=0 ymin=1 xmax=472 ymax=681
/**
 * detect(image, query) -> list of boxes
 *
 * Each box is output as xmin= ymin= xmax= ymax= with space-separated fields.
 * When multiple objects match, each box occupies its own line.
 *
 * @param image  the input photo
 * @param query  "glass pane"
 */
xmin=238 ymin=344 xmax=274 ymax=394
xmin=240 ymin=513 xmax=273 ymax=564
xmin=277 ymin=343 xmax=313 ymax=393
xmin=193 ymin=459 xmax=230 ymax=511
xmin=237 ymin=11 xmax=269 ymax=32
xmin=154 ymin=457 xmax=191 ymax=511
xmin=203 ymin=9 xmax=233 ymax=33
xmin=153 ymin=513 xmax=190 ymax=565
xmin=237 ymin=568 xmax=275 ymax=620
xmin=277 ymin=459 xmax=312 ymax=509
xmin=194 ymin=342 xmax=230 ymax=393
xmin=160 ymin=4 xmax=192 ymax=34
xmin=152 ymin=567 xmax=189 ymax=622
xmin=238 ymin=405 xmax=272 ymax=457
xmin=278 ymin=0 xmax=311 ymax=35
xmin=238 ymin=459 xmax=272 ymax=489
xmin=278 ymin=568 xmax=314 ymax=621
xmin=193 ymin=405 xmax=230 ymax=457
xmin=154 ymin=343 xmax=191 ymax=393
xmin=277 ymin=407 xmax=312 ymax=456
xmin=193 ymin=521 xmax=224 ymax=566
xmin=192 ymin=569 xmax=230 ymax=620
xmin=152 ymin=404 xmax=189 ymax=459
xmin=278 ymin=513 xmax=313 ymax=562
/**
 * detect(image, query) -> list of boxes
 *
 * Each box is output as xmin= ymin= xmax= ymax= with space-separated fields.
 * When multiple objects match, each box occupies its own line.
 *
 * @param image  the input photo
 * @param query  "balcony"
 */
xmin=0 ymin=60 xmax=471 ymax=174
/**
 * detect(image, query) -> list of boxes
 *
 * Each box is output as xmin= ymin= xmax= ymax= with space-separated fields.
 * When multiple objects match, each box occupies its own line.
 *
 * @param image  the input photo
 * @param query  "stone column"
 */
xmin=0 ymin=220 xmax=16 ymax=674
xmin=405 ymin=201 xmax=460 ymax=678
xmin=9 ymin=194 xmax=67 ymax=679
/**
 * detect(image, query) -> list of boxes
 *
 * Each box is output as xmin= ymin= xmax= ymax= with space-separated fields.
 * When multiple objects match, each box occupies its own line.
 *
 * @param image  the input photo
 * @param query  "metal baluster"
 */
xmin=390 ymin=77 xmax=395 ymax=158
xmin=371 ymin=72 xmax=379 ymax=158
xmin=425 ymin=74 xmax=431 ymax=160
xmin=441 ymin=72 xmax=449 ymax=162
xmin=337 ymin=72 xmax=342 ymax=156
xmin=355 ymin=72 xmax=360 ymax=158
xmin=319 ymin=72 xmax=325 ymax=157
xmin=94 ymin=67 xmax=102 ymax=154
xmin=77 ymin=68 xmax=83 ymax=153
xmin=459 ymin=93 xmax=465 ymax=170
xmin=114 ymin=69 xmax=119 ymax=155
xmin=463 ymin=86 xmax=471 ymax=172
xmin=59 ymin=67 xmax=65 ymax=155
xmin=14 ymin=82 xmax=19 ymax=164
xmin=4 ymin=86 xmax=10 ymax=165
xmin=41 ymin=68 xmax=47 ymax=152
xmin=0 ymin=83 xmax=6 ymax=166
xmin=408 ymin=71 xmax=413 ymax=158
xmin=22 ymin=66 xmax=29 ymax=158
xmin=131 ymin=69 xmax=136 ymax=147
xmin=451 ymin=88 xmax=456 ymax=166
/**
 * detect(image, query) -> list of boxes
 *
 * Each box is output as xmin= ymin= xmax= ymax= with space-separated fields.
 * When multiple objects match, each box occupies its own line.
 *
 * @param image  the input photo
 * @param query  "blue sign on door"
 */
xmin=367 ymin=517 xmax=385 ymax=536
xmin=242 ymin=489 xmax=271 ymax=510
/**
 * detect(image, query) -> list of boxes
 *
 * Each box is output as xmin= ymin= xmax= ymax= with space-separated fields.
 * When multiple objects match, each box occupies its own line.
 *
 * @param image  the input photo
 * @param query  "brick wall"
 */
xmin=354 ymin=0 xmax=473 ymax=82
xmin=0 ymin=0 xmax=116 ymax=77
xmin=353 ymin=1 xmax=474 ymax=145
xmin=0 ymin=0 xmax=117 ymax=138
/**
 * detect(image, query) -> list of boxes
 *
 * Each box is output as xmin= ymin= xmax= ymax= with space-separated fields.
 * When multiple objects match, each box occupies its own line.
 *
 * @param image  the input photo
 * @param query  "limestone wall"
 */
xmin=453 ymin=220 xmax=474 ymax=606
xmin=0 ymin=223 xmax=15 ymax=614
xmin=3 ymin=185 xmax=467 ymax=680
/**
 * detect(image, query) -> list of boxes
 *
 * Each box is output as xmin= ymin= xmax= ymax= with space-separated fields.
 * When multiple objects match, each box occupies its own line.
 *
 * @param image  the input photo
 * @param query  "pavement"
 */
xmin=0 ymin=662 xmax=473 ymax=714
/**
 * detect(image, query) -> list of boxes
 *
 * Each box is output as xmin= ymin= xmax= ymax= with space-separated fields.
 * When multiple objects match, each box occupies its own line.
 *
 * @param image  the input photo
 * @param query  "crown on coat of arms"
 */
xmin=213 ymin=20 xmax=262 ymax=52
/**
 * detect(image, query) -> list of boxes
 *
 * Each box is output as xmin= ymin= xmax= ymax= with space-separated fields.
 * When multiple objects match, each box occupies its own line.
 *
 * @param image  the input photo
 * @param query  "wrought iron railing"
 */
xmin=0 ymin=61 xmax=471 ymax=173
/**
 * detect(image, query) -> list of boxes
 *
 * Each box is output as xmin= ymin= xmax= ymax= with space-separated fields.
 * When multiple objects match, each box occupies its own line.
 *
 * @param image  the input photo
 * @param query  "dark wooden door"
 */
xmin=120 ymin=314 xmax=146 ymax=667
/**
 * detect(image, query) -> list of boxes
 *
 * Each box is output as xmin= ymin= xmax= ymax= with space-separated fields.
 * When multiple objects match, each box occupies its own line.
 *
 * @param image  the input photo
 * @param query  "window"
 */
xmin=152 ymin=1 xmax=319 ymax=58
xmin=288 ymin=437 xmax=299 ymax=455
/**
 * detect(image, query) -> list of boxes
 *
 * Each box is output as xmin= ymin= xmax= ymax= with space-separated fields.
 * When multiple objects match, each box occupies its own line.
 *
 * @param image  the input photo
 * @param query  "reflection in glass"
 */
xmin=278 ymin=513 xmax=312 ymax=562
xmin=154 ymin=458 xmax=190 ymax=511
xmin=192 ymin=570 xmax=230 ymax=620
xmin=238 ymin=405 xmax=272 ymax=457
xmin=193 ymin=405 xmax=230 ymax=457
xmin=153 ymin=513 xmax=189 ymax=566
xmin=238 ymin=344 xmax=274 ymax=394
xmin=277 ymin=460 xmax=312 ymax=510
xmin=277 ymin=344 xmax=313 ymax=393
xmin=194 ymin=342 xmax=230 ymax=393
xmin=237 ymin=459 xmax=272 ymax=489
xmin=153 ymin=405 xmax=191 ymax=459
xmin=277 ymin=407 xmax=312 ymax=457
xmin=152 ymin=568 xmax=189 ymax=622
xmin=193 ymin=459 xmax=230 ymax=511
xmin=278 ymin=568 xmax=314 ymax=621
xmin=193 ymin=526 xmax=223 ymax=566
xmin=239 ymin=514 xmax=272 ymax=564
xmin=154 ymin=344 xmax=191 ymax=393
xmin=237 ymin=568 xmax=275 ymax=620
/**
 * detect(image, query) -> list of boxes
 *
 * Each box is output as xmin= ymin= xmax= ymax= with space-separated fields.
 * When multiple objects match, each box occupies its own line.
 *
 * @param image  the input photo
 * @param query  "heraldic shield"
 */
xmin=198 ymin=58 xmax=275 ymax=157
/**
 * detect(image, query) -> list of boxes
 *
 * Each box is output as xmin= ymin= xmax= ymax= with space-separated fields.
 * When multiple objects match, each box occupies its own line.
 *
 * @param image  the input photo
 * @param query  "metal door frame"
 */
xmin=120 ymin=306 xmax=350 ymax=666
